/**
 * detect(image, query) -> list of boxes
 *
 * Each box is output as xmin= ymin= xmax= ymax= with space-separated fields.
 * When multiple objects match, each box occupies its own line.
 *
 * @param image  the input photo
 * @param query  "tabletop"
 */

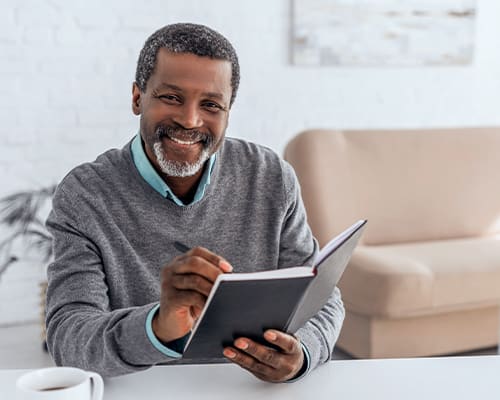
xmin=3 ymin=355 xmax=500 ymax=399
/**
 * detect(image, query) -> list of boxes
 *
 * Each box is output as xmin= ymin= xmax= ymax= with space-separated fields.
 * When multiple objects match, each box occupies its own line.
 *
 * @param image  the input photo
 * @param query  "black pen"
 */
xmin=173 ymin=241 xmax=190 ymax=253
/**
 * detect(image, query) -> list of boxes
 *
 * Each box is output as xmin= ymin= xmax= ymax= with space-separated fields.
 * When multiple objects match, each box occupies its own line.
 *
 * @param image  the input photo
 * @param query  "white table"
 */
xmin=3 ymin=355 xmax=500 ymax=399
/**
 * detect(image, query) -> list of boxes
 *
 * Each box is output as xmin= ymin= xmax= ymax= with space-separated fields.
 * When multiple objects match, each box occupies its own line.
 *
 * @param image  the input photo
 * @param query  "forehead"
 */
xmin=149 ymin=48 xmax=232 ymax=101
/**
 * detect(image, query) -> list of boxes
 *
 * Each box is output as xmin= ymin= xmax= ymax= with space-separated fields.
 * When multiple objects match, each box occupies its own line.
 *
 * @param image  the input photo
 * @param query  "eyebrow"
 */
xmin=157 ymin=83 xmax=225 ymax=101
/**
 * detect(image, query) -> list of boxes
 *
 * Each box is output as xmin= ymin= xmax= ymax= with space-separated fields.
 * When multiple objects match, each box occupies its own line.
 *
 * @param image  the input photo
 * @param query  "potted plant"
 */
xmin=0 ymin=185 xmax=57 ymax=349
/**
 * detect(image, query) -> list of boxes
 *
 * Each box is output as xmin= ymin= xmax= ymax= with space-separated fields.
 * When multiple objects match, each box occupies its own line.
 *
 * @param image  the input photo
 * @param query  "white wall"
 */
xmin=0 ymin=0 xmax=499 ymax=324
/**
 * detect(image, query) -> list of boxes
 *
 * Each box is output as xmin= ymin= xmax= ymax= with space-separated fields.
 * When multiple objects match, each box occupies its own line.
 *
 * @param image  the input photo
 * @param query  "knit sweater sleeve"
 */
xmin=279 ymin=160 xmax=346 ymax=372
xmin=45 ymin=185 xmax=175 ymax=377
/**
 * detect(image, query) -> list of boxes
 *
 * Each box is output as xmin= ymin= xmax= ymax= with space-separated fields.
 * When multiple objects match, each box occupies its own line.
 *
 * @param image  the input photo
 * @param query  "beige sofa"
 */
xmin=284 ymin=127 xmax=500 ymax=358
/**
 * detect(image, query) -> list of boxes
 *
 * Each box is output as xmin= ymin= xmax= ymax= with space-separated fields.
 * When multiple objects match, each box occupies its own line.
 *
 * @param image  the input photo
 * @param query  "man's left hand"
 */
xmin=223 ymin=330 xmax=305 ymax=382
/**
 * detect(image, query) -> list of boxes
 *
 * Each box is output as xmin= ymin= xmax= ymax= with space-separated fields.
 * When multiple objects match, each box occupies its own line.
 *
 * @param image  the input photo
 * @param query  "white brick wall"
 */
xmin=0 ymin=259 xmax=46 ymax=325
xmin=0 ymin=0 xmax=500 ymax=325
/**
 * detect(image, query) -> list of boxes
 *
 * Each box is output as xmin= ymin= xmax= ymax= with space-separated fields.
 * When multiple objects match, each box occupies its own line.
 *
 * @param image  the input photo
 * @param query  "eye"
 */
xmin=157 ymin=94 xmax=181 ymax=104
xmin=202 ymin=101 xmax=224 ymax=113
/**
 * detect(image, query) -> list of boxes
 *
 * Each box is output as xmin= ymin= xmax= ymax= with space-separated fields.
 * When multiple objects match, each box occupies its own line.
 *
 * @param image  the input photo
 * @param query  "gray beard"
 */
xmin=153 ymin=141 xmax=211 ymax=178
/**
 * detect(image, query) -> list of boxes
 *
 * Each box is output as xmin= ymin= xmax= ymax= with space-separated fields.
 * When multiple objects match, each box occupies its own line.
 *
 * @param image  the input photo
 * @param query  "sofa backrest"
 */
xmin=284 ymin=128 xmax=500 ymax=246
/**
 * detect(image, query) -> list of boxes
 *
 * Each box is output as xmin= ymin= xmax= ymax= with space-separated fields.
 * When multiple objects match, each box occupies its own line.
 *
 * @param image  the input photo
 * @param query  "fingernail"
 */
xmin=219 ymin=260 xmax=233 ymax=273
xmin=235 ymin=340 xmax=248 ymax=350
xmin=266 ymin=331 xmax=277 ymax=341
xmin=223 ymin=348 xmax=236 ymax=358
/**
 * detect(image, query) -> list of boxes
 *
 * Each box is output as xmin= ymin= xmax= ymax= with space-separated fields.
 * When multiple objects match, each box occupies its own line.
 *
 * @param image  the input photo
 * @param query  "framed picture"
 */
xmin=292 ymin=0 xmax=476 ymax=66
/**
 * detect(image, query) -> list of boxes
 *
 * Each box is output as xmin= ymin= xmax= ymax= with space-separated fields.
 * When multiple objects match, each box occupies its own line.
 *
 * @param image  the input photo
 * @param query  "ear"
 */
xmin=132 ymin=82 xmax=142 ymax=115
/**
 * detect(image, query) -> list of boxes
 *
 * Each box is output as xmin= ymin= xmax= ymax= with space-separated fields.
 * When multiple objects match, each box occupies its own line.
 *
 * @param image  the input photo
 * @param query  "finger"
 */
xmin=263 ymin=330 xmax=302 ymax=355
xmin=170 ymin=273 xmax=213 ymax=297
xmin=233 ymin=338 xmax=282 ymax=369
xmin=223 ymin=347 xmax=277 ymax=379
xmin=188 ymin=246 xmax=233 ymax=272
xmin=191 ymin=305 xmax=203 ymax=320
xmin=171 ymin=255 xmax=226 ymax=283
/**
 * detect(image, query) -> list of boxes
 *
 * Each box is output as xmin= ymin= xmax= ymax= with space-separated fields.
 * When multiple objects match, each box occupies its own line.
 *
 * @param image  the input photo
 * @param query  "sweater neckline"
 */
xmin=122 ymin=138 xmax=222 ymax=212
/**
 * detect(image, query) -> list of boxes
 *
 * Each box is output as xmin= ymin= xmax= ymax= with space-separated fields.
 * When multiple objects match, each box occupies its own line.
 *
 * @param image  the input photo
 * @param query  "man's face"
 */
xmin=132 ymin=48 xmax=233 ymax=178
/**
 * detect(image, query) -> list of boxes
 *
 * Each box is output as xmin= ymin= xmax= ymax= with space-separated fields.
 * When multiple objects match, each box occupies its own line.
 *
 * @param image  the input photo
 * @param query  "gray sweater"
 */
xmin=45 ymin=137 xmax=345 ymax=377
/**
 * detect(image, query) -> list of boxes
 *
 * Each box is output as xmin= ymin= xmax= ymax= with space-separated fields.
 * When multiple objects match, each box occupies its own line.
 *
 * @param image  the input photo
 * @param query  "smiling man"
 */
xmin=133 ymin=47 xmax=231 ymax=202
xmin=45 ymin=23 xmax=345 ymax=382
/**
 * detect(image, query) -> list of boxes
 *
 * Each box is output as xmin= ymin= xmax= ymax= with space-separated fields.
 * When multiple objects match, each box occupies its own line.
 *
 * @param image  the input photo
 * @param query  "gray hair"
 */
xmin=135 ymin=23 xmax=240 ymax=106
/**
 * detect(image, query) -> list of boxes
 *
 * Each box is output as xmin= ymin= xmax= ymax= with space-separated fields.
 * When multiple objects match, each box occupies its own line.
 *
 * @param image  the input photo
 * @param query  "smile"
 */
xmin=166 ymin=136 xmax=201 ymax=146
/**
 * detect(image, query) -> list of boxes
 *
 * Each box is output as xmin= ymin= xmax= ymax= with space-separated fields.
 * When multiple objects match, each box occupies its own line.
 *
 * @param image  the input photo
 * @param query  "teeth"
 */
xmin=169 ymin=136 xmax=197 ymax=145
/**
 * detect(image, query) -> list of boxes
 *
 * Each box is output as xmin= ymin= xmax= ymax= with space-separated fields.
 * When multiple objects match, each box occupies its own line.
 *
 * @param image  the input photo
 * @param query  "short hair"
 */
xmin=135 ymin=23 xmax=240 ymax=106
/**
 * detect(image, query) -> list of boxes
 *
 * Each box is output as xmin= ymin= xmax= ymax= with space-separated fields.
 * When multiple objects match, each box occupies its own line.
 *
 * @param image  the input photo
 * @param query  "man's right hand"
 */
xmin=152 ymin=246 xmax=233 ymax=343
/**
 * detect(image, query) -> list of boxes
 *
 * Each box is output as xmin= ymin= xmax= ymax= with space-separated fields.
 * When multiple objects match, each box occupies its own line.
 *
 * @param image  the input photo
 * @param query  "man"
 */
xmin=46 ymin=23 xmax=345 ymax=382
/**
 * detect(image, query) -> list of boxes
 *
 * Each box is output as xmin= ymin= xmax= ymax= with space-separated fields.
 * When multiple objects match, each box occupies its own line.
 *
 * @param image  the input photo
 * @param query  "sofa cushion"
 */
xmin=284 ymin=128 xmax=500 ymax=246
xmin=339 ymin=237 xmax=500 ymax=318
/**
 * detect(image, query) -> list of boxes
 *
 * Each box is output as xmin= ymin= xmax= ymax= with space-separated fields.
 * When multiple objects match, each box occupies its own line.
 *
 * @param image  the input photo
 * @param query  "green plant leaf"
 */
xmin=0 ymin=184 xmax=57 ymax=277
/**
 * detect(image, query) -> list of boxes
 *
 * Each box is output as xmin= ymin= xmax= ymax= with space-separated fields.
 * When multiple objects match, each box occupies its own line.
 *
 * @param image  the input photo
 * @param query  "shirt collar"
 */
xmin=131 ymin=134 xmax=216 ymax=206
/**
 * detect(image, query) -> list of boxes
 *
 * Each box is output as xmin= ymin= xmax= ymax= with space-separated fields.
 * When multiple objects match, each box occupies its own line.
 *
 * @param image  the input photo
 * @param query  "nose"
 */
xmin=173 ymin=102 xmax=203 ymax=130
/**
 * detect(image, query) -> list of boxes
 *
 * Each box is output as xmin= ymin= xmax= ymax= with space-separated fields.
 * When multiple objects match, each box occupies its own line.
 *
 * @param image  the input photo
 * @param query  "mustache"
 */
xmin=155 ymin=125 xmax=213 ymax=146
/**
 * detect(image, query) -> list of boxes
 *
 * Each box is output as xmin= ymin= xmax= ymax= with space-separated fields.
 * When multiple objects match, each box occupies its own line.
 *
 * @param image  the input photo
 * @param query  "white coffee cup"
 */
xmin=16 ymin=367 xmax=103 ymax=400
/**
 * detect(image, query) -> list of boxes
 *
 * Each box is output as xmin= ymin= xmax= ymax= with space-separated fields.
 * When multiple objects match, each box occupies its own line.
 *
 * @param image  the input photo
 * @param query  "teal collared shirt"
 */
xmin=131 ymin=133 xmax=215 ymax=358
xmin=131 ymin=134 xmax=216 ymax=205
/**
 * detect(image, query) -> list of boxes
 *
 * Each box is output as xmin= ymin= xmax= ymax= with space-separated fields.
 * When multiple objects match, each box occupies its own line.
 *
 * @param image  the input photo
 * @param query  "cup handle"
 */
xmin=87 ymin=371 xmax=104 ymax=400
